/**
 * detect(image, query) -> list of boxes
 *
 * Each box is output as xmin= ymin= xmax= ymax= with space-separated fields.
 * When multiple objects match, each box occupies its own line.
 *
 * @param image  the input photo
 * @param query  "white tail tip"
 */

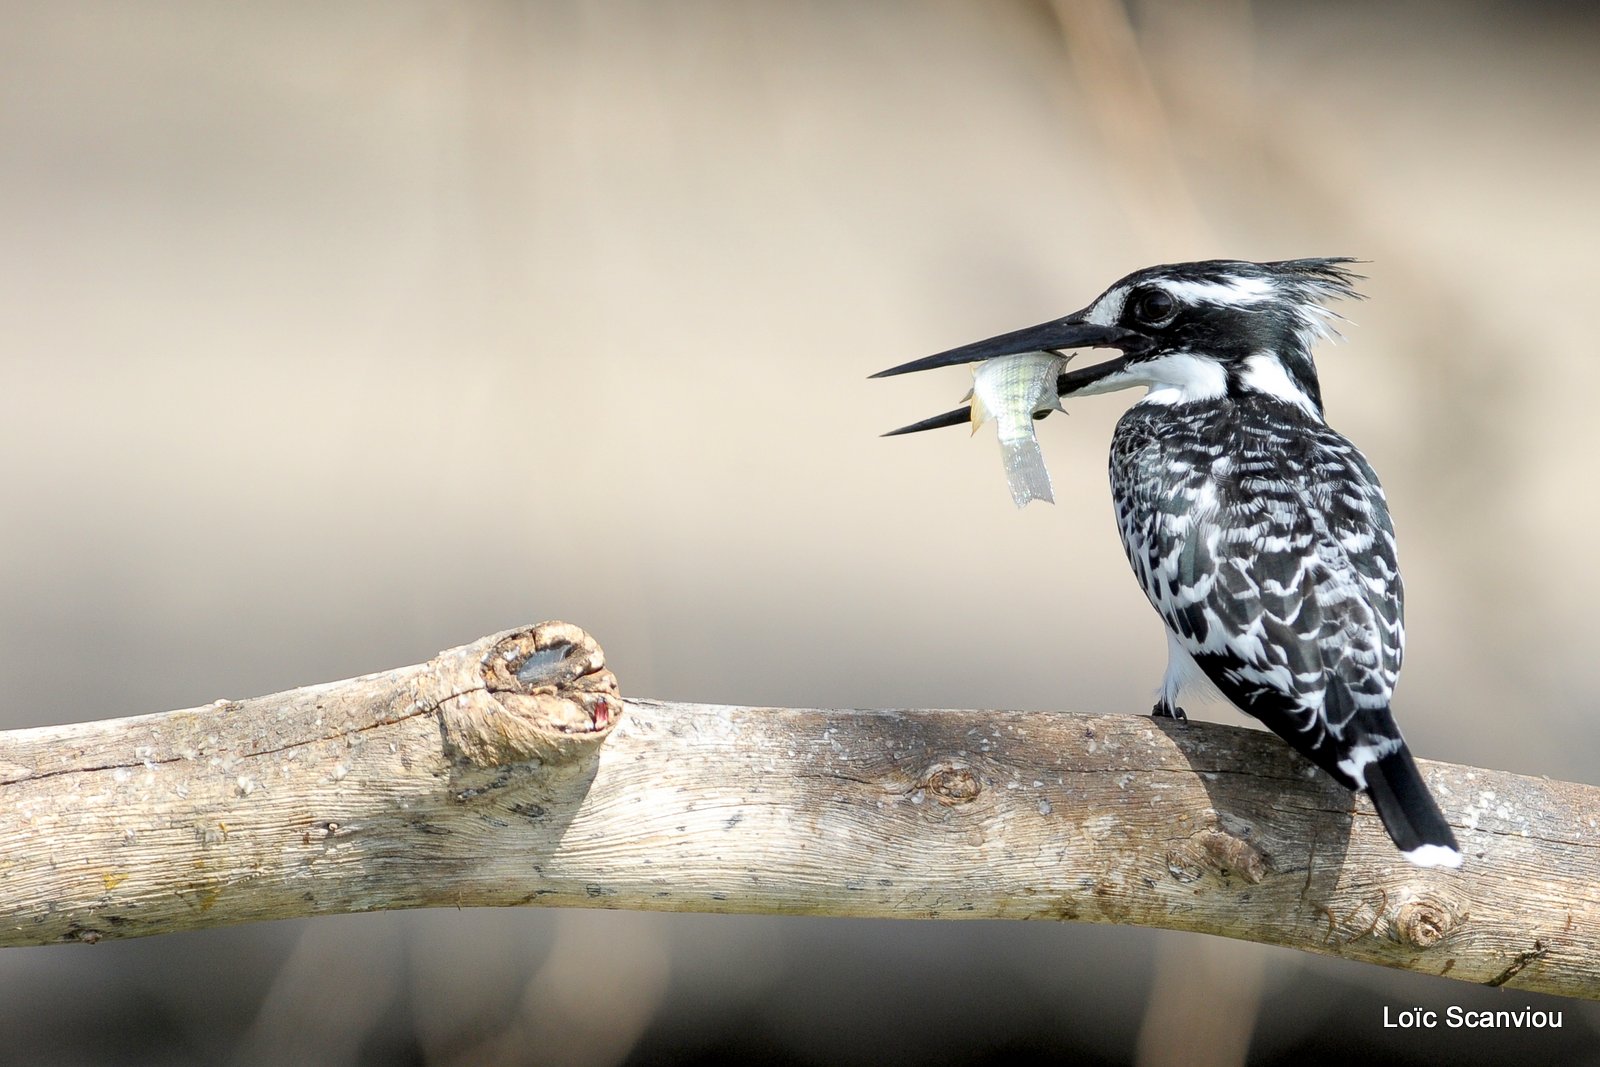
xmin=1403 ymin=844 xmax=1463 ymax=869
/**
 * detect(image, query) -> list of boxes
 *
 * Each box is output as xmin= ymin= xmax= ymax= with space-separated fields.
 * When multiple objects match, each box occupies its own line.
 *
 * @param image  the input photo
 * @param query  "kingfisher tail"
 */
xmin=1364 ymin=745 xmax=1462 ymax=868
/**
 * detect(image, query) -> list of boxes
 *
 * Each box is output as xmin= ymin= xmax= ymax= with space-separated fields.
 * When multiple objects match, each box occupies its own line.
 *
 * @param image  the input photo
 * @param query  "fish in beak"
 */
xmin=966 ymin=351 xmax=1071 ymax=508
xmin=870 ymin=312 xmax=1150 ymax=437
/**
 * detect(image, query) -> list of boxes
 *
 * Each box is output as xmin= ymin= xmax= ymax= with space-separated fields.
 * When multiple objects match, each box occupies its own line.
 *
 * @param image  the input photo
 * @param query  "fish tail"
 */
xmin=999 ymin=435 xmax=1054 ymax=508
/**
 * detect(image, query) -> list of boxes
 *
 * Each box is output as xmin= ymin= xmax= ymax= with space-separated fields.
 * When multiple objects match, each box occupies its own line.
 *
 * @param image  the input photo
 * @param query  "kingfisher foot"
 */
xmin=1151 ymin=702 xmax=1188 ymax=722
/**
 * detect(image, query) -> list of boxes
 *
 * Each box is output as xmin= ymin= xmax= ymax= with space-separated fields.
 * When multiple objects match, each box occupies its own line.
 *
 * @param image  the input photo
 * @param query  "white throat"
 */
xmin=1069 ymin=351 xmax=1226 ymax=406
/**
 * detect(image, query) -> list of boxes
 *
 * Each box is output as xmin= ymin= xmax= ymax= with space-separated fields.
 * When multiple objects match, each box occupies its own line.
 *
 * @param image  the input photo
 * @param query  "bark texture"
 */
xmin=1 ymin=624 xmax=1594 ymax=1000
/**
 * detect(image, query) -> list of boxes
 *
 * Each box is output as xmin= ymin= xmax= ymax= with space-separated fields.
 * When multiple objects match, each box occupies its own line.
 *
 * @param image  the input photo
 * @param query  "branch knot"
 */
xmin=431 ymin=622 xmax=621 ymax=770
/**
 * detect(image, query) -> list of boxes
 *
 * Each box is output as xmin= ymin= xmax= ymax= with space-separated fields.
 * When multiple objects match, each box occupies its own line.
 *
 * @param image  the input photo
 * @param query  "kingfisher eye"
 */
xmin=1130 ymin=288 xmax=1176 ymax=326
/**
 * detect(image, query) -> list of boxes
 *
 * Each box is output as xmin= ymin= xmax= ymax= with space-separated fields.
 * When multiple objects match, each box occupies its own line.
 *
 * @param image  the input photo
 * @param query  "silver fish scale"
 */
xmin=1110 ymin=395 xmax=1404 ymax=789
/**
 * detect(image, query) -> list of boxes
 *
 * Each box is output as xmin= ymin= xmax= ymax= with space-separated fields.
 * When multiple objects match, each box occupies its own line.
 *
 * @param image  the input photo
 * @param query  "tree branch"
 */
xmin=2 ymin=624 xmax=1595 ymax=1000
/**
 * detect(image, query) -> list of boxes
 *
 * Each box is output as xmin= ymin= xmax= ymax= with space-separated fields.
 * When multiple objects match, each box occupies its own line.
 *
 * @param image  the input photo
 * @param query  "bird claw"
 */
xmin=1151 ymin=702 xmax=1188 ymax=722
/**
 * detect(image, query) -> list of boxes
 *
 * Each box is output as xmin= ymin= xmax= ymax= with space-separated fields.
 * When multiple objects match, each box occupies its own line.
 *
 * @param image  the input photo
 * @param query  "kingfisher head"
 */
xmin=873 ymin=258 xmax=1362 ymax=433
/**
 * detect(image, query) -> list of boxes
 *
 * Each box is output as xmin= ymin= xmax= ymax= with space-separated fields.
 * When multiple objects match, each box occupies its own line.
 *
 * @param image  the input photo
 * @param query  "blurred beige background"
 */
xmin=2 ymin=1 xmax=1598 ymax=1064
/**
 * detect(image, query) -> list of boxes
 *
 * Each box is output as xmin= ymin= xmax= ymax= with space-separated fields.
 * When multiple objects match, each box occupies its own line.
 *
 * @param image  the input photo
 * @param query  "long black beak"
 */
xmin=872 ymin=314 xmax=1148 ymax=436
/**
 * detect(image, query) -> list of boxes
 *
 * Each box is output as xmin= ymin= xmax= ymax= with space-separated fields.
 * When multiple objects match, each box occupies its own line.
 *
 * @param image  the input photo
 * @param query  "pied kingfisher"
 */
xmin=873 ymin=258 xmax=1461 ymax=868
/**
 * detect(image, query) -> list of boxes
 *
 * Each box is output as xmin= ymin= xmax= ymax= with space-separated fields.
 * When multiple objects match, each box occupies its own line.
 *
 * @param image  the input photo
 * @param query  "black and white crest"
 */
xmin=1064 ymin=257 xmax=1364 ymax=418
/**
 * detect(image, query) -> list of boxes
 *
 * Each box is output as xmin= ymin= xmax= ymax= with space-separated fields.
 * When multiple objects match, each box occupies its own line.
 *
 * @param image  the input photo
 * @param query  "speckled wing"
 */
xmin=1110 ymin=401 xmax=1405 ymax=788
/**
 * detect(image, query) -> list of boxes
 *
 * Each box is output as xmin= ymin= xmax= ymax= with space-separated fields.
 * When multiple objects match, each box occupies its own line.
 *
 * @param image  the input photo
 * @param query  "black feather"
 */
xmin=1365 ymin=746 xmax=1460 ymax=854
